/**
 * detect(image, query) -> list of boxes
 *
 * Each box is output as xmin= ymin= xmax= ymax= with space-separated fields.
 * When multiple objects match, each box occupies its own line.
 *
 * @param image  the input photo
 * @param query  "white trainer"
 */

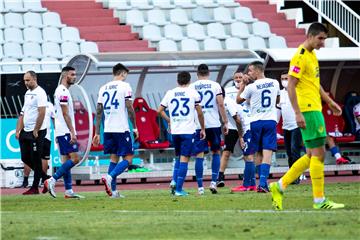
xmin=198 ymin=187 xmax=205 ymax=195
xmin=209 ymin=181 xmax=218 ymax=194
xmin=110 ymin=191 xmax=125 ymax=199
xmin=45 ymin=178 xmax=56 ymax=198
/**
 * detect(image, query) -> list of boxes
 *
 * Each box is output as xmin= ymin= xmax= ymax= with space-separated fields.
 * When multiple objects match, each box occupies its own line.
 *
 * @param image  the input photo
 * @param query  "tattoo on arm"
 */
xmin=95 ymin=103 xmax=103 ymax=135
xmin=126 ymin=100 xmax=137 ymax=129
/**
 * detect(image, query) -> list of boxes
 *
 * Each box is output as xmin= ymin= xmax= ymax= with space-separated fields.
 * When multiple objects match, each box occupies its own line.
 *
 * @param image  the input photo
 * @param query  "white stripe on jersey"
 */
xmin=160 ymin=87 xmax=200 ymax=135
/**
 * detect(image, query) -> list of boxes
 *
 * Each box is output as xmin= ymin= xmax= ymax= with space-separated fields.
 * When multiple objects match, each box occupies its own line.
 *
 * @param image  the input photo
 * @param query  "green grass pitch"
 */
xmin=1 ymin=182 xmax=360 ymax=240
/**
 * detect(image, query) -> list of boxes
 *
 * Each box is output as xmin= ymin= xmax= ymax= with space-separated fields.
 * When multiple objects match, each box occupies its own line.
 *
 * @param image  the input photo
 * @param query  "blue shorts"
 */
xmin=57 ymin=133 xmax=79 ymax=156
xmin=249 ymin=120 xmax=277 ymax=154
xmin=172 ymin=134 xmax=195 ymax=157
xmin=104 ymin=132 xmax=134 ymax=157
xmin=242 ymin=130 xmax=252 ymax=156
xmin=192 ymin=127 xmax=222 ymax=155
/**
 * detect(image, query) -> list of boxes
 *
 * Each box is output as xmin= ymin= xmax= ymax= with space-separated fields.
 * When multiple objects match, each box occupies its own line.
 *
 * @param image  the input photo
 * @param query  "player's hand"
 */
xmin=295 ymin=112 xmax=306 ymax=129
xmin=92 ymin=134 xmax=100 ymax=147
xmin=133 ymin=129 xmax=139 ymax=140
xmin=33 ymin=130 xmax=38 ymax=139
xmin=239 ymin=137 xmax=245 ymax=149
xmin=200 ymin=129 xmax=206 ymax=140
xmin=329 ymin=101 xmax=342 ymax=116
xmin=70 ymin=131 xmax=77 ymax=144
xmin=15 ymin=131 xmax=20 ymax=140
xmin=223 ymin=123 xmax=229 ymax=135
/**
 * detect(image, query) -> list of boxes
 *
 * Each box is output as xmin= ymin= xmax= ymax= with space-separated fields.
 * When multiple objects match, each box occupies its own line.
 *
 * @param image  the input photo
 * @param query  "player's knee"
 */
xmin=222 ymin=150 xmax=231 ymax=158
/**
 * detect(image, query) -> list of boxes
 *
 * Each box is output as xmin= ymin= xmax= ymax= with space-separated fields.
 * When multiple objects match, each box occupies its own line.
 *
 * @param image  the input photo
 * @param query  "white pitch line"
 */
xmin=112 ymin=209 xmax=344 ymax=214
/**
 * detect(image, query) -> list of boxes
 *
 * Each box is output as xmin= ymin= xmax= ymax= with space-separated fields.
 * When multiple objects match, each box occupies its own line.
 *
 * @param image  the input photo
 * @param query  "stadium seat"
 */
xmin=42 ymin=12 xmax=65 ymax=28
xmin=4 ymin=13 xmax=24 ymax=28
xmin=0 ymin=14 xmax=4 ymax=29
xmin=23 ymin=42 xmax=43 ymax=59
xmin=203 ymin=38 xmax=223 ymax=50
xmin=217 ymin=0 xmax=239 ymax=8
xmin=225 ymin=37 xmax=244 ymax=50
xmin=192 ymin=6 xmax=215 ymax=24
xmin=133 ymin=97 xmax=170 ymax=149
xmin=23 ymin=0 xmax=47 ymax=12
xmin=61 ymin=42 xmax=80 ymax=57
xmin=170 ymin=9 xmax=192 ymax=25
xmin=213 ymin=7 xmax=235 ymax=24
xmin=41 ymin=42 xmax=62 ymax=58
xmin=195 ymin=0 xmax=219 ymax=8
xmin=4 ymin=0 xmax=27 ymax=13
xmin=23 ymin=12 xmax=43 ymax=28
xmin=152 ymin=0 xmax=175 ymax=9
xmin=1 ymin=57 xmax=21 ymax=72
xmin=252 ymin=21 xmax=273 ymax=38
xmin=129 ymin=0 xmax=153 ymax=10
xmin=43 ymin=27 xmax=62 ymax=43
xmin=126 ymin=9 xmax=146 ymax=27
xmin=0 ymin=44 xmax=3 ymax=59
xmin=142 ymin=24 xmax=163 ymax=42
xmin=107 ymin=0 xmax=131 ymax=10
xmin=80 ymin=41 xmax=99 ymax=54
xmin=158 ymin=39 xmax=177 ymax=51
xmin=61 ymin=27 xmax=82 ymax=43
xmin=181 ymin=39 xmax=200 ymax=51
xmin=186 ymin=23 xmax=207 ymax=40
xmin=23 ymin=27 xmax=42 ymax=43
xmin=41 ymin=57 xmax=61 ymax=71
xmin=173 ymin=0 xmax=196 ymax=9
xmin=147 ymin=9 xmax=169 ymax=26
xmin=247 ymin=36 xmax=266 ymax=49
xmin=207 ymin=23 xmax=229 ymax=39
xmin=4 ymin=27 xmax=23 ymax=43
xmin=164 ymin=24 xmax=184 ymax=41
xmin=230 ymin=22 xmax=251 ymax=39
xmin=0 ymin=0 xmax=5 ymax=13
xmin=3 ymin=42 xmax=23 ymax=59
xmin=21 ymin=57 xmax=41 ymax=71
xmin=234 ymin=7 xmax=257 ymax=23
xmin=0 ymin=29 xmax=3 ymax=43
xmin=268 ymin=36 xmax=287 ymax=48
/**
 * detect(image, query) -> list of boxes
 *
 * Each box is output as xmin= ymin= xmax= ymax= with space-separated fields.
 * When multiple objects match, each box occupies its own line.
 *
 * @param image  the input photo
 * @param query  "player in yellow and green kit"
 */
xmin=269 ymin=22 xmax=345 ymax=210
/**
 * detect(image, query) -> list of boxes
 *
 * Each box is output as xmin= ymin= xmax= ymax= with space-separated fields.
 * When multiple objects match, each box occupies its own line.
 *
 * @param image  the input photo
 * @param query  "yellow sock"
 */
xmin=310 ymin=156 xmax=325 ymax=200
xmin=280 ymin=154 xmax=310 ymax=190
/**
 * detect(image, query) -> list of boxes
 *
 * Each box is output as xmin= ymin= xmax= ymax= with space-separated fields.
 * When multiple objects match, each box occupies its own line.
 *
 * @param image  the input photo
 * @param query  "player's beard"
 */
xmin=67 ymin=79 xmax=75 ymax=85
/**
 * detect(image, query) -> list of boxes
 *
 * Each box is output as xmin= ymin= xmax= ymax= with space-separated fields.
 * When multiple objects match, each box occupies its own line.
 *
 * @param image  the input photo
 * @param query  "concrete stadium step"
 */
xmin=267 ymin=19 xmax=297 ymax=28
xmin=97 ymin=41 xmax=155 ymax=52
xmin=77 ymin=25 xmax=132 ymax=34
xmin=63 ymin=17 xmax=119 ymax=26
xmin=287 ymin=41 xmax=303 ymax=47
xmin=42 ymin=1 xmax=104 ymax=9
xmin=54 ymin=9 xmax=113 ymax=18
xmin=284 ymin=35 xmax=306 ymax=42
xmin=253 ymin=12 xmax=287 ymax=20
xmin=271 ymin=27 xmax=305 ymax=35
xmin=81 ymin=32 xmax=138 ymax=41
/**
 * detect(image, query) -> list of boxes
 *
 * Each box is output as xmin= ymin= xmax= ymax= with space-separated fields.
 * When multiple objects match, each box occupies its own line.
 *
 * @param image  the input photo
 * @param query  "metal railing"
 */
xmin=303 ymin=0 xmax=360 ymax=46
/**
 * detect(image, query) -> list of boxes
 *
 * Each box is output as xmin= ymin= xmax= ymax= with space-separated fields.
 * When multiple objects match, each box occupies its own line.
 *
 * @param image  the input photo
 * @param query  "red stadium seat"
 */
xmin=277 ymin=116 xmax=285 ymax=145
xmin=133 ymin=98 xmax=170 ymax=149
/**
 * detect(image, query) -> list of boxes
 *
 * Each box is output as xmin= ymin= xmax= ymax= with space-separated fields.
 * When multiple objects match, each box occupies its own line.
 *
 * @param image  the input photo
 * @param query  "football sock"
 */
xmin=108 ymin=162 xmax=117 ymax=191
xmin=310 ymin=156 xmax=325 ymax=202
xmin=280 ymin=154 xmax=310 ymax=190
xmin=249 ymin=161 xmax=256 ymax=186
xmin=218 ymin=171 xmax=224 ymax=181
xmin=110 ymin=160 xmax=129 ymax=179
xmin=244 ymin=161 xmax=255 ymax=187
xmin=211 ymin=153 xmax=220 ymax=182
xmin=330 ymin=146 xmax=341 ymax=160
xmin=53 ymin=160 xmax=75 ymax=181
xmin=63 ymin=169 xmax=72 ymax=190
xmin=172 ymin=158 xmax=180 ymax=183
xmin=259 ymin=163 xmax=270 ymax=188
xmin=195 ymin=157 xmax=204 ymax=188
xmin=176 ymin=162 xmax=188 ymax=192
xmin=256 ymin=165 xmax=260 ymax=177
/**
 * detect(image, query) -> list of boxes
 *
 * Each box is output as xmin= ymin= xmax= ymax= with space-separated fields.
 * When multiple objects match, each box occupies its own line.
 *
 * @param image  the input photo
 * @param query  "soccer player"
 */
xmin=16 ymin=71 xmax=48 ymax=195
xmin=92 ymin=63 xmax=138 ymax=198
xmin=190 ymin=64 xmax=228 ymax=194
xmin=158 ymin=71 xmax=205 ymax=196
xmin=270 ymin=22 xmax=345 ymax=210
xmin=44 ymin=67 xmax=82 ymax=199
xmin=354 ymin=102 xmax=360 ymax=141
xmin=237 ymin=61 xmax=280 ymax=193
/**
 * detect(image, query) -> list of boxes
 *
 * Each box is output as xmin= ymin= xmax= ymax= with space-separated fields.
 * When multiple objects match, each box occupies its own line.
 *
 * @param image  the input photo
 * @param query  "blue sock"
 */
xmin=211 ymin=153 xmax=220 ymax=182
xmin=259 ymin=163 xmax=270 ymax=188
xmin=108 ymin=162 xmax=117 ymax=191
xmin=63 ymin=169 xmax=72 ymax=190
xmin=249 ymin=162 xmax=256 ymax=186
xmin=243 ymin=161 xmax=254 ymax=187
xmin=110 ymin=160 xmax=129 ymax=179
xmin=195 ymin=157 xmax=204 ymax=188
xmin=172 ymin=158 xmax=180 ymax=183
xmin=176 ymin=162 xmax=188 ymax=192
xmin=53 ymin=160 xmax=75 ymax=181
xmin=256 ymin=165 xmax=260 ymax=177
xmin=330 ymin=146 xmax=340 ymax=156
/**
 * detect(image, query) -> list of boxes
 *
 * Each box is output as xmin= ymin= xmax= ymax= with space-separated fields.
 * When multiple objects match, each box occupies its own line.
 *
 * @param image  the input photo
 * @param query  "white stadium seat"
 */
xmin=231 ymin=22 xmax=251 ymax=39
xmin=186 ymin=23 xmax=207 ymax=40
xmin=142 ymin=24 xmax=163 ymax=42
xmin=23 ymin=12 xmax=43 ymax=28
xmin=42 ymin=12 xmax=65 ymax=28
xmin=61 ymin=27 xmax=82 ymax=43
xmin=129 ymin=0 xmax=153 ymax=10
xmin=41 ymin=57 xmax=61 ymax=71
xmin=42 ymin=42 xmax=62 ymax=58
xmin=194 ymin=0 xmax=219 ymax=8
xmin=207 ymin=23 xmax=229 ymax=40
xmin=126 ymin=10 xmax=146 ymax=27
xmin=23 ymin=27 xmax=43 ymax=43
xmin=252 ymin=21 xmax=273 ymax=38
xmin=1 ymin=57 xmax=21 ymax=72
xmin=217 ymin=0 xmax=239 ymax=8
xmin=147 ymin=9 xmax=169 ymax=26
xmin=4 ymin=27 xmax=23 ymax=43
xmin=181 ymin=39 xmax=200 ymax=51
xmin=23 ymin=0 xmax=47 ymax=12
xmin=247 ymin=36 xmax=266 ymax=49
xmin=225 ymin=37 xmax=244 ymax=50
xmin=3 ymin=42 xmax=23 ymax=59
xmin=173 ymin=0 xmax=196 ymax=9
xmin=22 ymin=57 xmax=41 ymax=71
xmin=4 ymin=13 xmax=24 ymax=28
xmin=164 ymin=24 xmax=184 ymax=41
xmin=23 ymin=42 xmax=43 ymax=59
xmin=43 ymin=27 xmax=62 ymax=43
xmin=0 ymin=44 xmax=3 ymax=59
xmin=170 ymin=9 xmax=192 ymax=25
xmin=268 ymin=36 xmax=287 ymax=48
xmin=4 ymin=0 xmax=27 ymax=13
xmin=0 ymin=14 xmax=4 ymax=29
xmin=61 ymin=42 xmax=80 ymax=57
xmin=192 ymin=6 xmax=214 ymax=24
xmin=158 ymin=39 xmax=178 ymax=51
xmin=203 ymin=38 xmax=223 ymax=50
xmin=0 ymin=29 xmax=3 ymax=43
xmin=152 ymin=0 xmax=175 ymax=9
xmin=80 ymin=41 xmax=99 ymax=54
xmin=213 ymin=7 xmax=235 ymax=24
xmin=234 ymin=7 xmax=257 ymax=23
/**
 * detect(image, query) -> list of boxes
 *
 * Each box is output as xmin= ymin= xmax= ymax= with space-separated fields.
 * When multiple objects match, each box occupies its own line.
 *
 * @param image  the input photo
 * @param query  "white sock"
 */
xmin=314 ymin=197 xmax=325 ymax=204
xmin=335 ymin=153 xmax=341 ymax=159
xmin=65 ymin=189 xmax=74 ymax=195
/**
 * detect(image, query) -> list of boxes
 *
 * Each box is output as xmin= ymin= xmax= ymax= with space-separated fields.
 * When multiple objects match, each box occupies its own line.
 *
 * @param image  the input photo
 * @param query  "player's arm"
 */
xmin=216 ymin=94 xmax=229 ymax=135
xmin=33 ymin=106 xmax=46 ymax=138
xmin=320 ymin=86 xmax=342 ymax=116
xmin=236 ymin=81 xmax=246 ymax=104
xmin=234 ymin=114 xmax=244 ymax=137
xmin=16 ymin=113 xmax=24 ymax=139
xmin=61 ymin=104 xmax=77 ymax=143
xmin=125 ymin=99 xmax=138 ymax=140
xmin=195 ymin=104 xmax=206 ymax=140
xmin=157 ymin=105 xmax=170 ymax=124
xmin=287 ymin=75 xmax=306 ymax=128
xmin=92 ymin=103 xmax=103 ymax=146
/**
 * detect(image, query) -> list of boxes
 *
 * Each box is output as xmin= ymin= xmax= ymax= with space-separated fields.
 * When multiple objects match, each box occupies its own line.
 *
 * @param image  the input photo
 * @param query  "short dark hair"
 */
xmin=197 ymin=64 xmax=209 ymax=76
xmin=25 ymin=70 xmax=37 ymax=80
xmin=281 ymin=70 xmax=288 ymax=75
xmin=248 ymin=61 xmax=264 ymax=72
xmin=61 ymin=66 xmax=75 ymax=73
xmin=221 ymin=87 xmax=225 ymax=98
xmin=177 ymin=71 xmax=191 ymax=85
xmin=113 ymin=63 xmax=129 ymax=76
xmin=307 ymin=22 xmax=328 ymax=36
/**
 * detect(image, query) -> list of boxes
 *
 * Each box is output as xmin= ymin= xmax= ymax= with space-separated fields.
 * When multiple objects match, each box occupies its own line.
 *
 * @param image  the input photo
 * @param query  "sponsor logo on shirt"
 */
xmin=290 ymin=65 xmax=300 ymax=74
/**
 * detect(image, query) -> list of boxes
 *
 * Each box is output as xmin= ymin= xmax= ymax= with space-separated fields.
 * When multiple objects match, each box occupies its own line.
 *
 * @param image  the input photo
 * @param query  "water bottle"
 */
xmin=94 ymin=156 xmax=100 ymax=175
xmin=334 ymin=124 xmax=340 ymax=137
